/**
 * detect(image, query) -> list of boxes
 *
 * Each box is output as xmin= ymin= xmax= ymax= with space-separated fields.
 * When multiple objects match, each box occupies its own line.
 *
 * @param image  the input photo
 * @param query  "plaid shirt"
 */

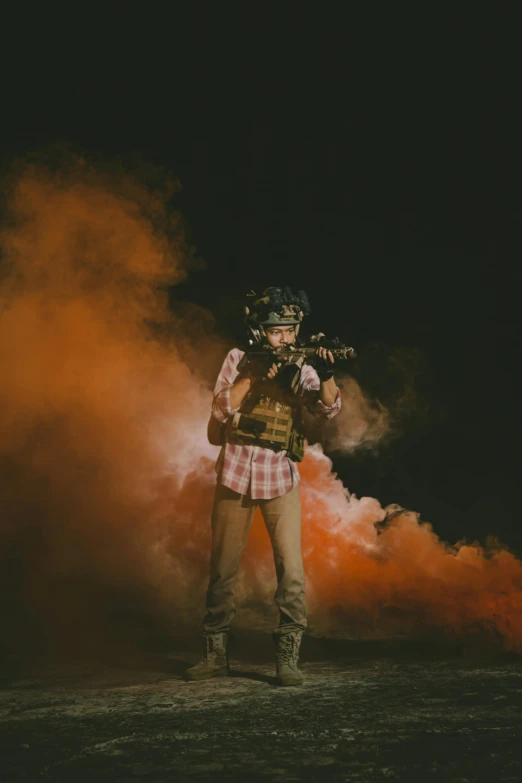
xmin=211 ymin=348 xmax=341 ymax=499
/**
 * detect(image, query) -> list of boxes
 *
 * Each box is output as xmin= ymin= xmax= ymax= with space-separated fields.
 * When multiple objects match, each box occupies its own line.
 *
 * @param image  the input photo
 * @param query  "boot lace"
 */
xmin=277 ymin=634 xmax=300 ymax=667
xmin=200 ymin=634 xmax=226 ymax=663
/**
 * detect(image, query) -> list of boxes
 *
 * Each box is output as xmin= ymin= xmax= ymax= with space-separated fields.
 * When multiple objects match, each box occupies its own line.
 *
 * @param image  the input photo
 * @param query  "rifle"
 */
xmin=236 ymin=333 xmax=357 ymax=372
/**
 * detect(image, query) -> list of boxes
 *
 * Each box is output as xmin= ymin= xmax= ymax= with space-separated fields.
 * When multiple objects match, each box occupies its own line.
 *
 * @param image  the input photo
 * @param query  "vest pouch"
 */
xmin=238 ymin=415 xmax=267 ymax=435
xmin=207 ymin=415 xmax=226 ymax=446
xmin=287 ymin=418 xmax=305 ymax=462
xmin=227 ymin=407 xmax=289 ymax=450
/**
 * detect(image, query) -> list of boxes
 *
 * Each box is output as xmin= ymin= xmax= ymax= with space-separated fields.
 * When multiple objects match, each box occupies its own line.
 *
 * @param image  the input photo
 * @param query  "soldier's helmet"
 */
xmin=244 ymin=287 xmax=311 ymax=344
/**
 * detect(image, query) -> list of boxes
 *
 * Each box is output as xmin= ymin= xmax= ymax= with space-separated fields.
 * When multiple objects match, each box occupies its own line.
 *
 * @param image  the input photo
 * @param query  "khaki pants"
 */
xmin=203 ymin=483 xmax=307 ymax=637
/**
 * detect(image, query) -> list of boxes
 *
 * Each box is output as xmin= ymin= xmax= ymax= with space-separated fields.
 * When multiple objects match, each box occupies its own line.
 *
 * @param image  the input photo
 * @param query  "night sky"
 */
xmin=1 ymin=7 xmax=520 ymax=549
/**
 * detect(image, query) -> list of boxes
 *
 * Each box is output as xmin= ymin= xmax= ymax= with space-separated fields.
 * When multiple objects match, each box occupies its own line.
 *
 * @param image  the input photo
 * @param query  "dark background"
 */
xmin=1 ymin=6 xmax=520 ymax=548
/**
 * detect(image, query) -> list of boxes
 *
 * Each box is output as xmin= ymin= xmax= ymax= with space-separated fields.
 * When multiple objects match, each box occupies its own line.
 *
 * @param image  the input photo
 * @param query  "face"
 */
xmin=264 ymin=324 xmax=297 ymax=349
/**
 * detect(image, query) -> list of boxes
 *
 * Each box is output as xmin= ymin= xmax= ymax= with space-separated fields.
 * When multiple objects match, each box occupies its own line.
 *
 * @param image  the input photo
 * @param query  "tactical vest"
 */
xmin=226 ymin=365 xmax=306 ymax=462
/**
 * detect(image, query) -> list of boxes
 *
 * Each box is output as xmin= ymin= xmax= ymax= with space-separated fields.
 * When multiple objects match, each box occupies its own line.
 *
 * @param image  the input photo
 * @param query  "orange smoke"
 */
xmin=0 ymin=157 xmax=219 ymax=651
xmin=242 ymin=447 xmax=522 ymax=650
xmin=1 ymin=156 xmax=521 ymax=656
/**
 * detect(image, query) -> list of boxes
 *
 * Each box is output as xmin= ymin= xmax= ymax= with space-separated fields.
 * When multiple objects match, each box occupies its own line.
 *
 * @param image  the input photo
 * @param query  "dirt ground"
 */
xmin=1 ymin=631 xmax=521 ymax=782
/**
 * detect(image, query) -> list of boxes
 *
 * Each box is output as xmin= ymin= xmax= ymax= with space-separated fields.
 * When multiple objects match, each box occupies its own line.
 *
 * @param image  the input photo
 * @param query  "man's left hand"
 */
xmin=314 ymin=347 xmax=335 ymax=382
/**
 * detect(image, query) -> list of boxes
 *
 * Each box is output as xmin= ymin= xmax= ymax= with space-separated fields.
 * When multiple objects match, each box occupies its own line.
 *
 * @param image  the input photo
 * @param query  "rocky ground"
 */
xmin=1 ymin=631 xmax=521 ymax=782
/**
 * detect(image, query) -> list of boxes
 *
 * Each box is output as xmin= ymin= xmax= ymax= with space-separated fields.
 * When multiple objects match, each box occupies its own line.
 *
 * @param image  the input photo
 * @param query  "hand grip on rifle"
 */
xmin=237 ymin=353 xmax=281 ymax=381
xmin=309 ymin=333 xmax=357 ymax=358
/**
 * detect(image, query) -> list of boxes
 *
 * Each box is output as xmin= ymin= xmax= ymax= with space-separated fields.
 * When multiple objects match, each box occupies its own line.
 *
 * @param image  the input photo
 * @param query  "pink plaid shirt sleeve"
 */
xmin=211 ymin=348 xmax=341 ymax=499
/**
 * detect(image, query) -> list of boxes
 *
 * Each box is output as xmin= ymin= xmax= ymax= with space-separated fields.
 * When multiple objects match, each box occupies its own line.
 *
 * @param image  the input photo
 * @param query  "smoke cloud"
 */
xmin=1 ymin=156 xmax=521 ymax=658
xmin=313 ymin=375 xmax=392 ymax=452
xmin=0 ymin=156 xmax=219 ymax=653
xmin=305 ymin=347 xmax=427 ymax=454
xmin=241 ymin=447 xmax=522 ymax=651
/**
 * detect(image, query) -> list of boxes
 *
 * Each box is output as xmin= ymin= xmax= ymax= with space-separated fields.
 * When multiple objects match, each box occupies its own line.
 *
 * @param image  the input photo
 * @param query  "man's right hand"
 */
xmin=230 ymin=356 xmax=283 ymax=409
xmin=265 ymin=362 xmax=280 ymax=380
xmin=244 ymin=356 xmax=278 ymax=381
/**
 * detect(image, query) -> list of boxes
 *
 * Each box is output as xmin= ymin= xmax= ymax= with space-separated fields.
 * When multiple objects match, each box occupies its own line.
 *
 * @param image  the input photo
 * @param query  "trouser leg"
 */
xmin=259 ymin=484 xmax=307 ymax=636
xmin=203 ymin=483 xmax=256 ymax=635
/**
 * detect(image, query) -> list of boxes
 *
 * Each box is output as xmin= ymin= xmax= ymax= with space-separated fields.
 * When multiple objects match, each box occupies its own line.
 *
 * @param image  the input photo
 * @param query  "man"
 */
xmin=186 ymin=287 xmax=341 ymax=686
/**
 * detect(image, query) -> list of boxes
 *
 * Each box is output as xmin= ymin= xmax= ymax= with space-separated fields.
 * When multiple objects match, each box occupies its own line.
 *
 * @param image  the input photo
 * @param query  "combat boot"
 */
xmin=275 ymin=630 xmax=304 ymax=686
xmin=185 ymin=632 xmax=229 ymax=681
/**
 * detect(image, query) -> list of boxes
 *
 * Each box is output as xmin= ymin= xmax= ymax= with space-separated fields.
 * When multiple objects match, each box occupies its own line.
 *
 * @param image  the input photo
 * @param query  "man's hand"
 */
xmin=314 ymin=346 xmax=335 ymax=381
xmin=266 ymin=361 xmax=281 ymax=380
xmin=243 ymin=356 xmax=277 ymax=381
xmin=246 ymin=360 xmax=284 ymax=381
xmin=314 ymin=347 xmax=338 ymax=406
xmin=248 ymin=357 xmax=296 ymax=386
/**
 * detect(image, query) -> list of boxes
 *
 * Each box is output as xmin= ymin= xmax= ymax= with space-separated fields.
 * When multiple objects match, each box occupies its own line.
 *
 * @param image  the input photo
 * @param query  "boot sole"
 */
xmin=276 ymin=677 xmax=303 ymax=687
